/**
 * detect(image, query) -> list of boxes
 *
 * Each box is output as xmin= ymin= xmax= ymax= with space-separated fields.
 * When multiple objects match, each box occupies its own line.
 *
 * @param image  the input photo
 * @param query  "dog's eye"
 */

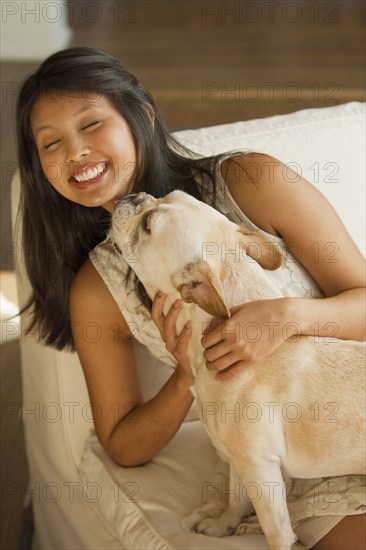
xmin=142 ymin=212 xmax=152 ymax=233
xmin=113 ymin=242 xmax=122 ymax=255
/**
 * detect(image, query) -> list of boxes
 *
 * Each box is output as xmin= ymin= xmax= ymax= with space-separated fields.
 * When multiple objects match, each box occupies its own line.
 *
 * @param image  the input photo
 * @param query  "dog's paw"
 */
xmin=181 ymin=501 xmax=226 ymax=532
xmin=194 ymin=516 xmax=235 ymax=538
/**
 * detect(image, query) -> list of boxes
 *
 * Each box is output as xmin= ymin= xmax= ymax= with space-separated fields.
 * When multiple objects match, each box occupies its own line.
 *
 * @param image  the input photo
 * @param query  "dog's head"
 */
xmin=111 ymin=190 xmax=283 ymax=319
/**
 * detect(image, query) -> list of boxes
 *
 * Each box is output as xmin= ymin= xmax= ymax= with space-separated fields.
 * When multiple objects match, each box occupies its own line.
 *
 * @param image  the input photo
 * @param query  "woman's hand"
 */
xmin=151 ymin=291 xmax=194 ymax=385
xmin=202 ymin=298 xmax=294 ymax=381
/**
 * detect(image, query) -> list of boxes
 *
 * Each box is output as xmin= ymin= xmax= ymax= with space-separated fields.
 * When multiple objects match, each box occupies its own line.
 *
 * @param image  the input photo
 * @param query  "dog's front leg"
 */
xmin=237 ymin=458 xmax=297 ymax=550
xmin=193 ymin=462 xmax=253 ymax=537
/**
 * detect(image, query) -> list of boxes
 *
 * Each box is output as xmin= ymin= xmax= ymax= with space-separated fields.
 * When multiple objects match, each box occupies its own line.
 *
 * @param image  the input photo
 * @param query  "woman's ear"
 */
xmin=144 ymin=103 xmax=155 ymax=130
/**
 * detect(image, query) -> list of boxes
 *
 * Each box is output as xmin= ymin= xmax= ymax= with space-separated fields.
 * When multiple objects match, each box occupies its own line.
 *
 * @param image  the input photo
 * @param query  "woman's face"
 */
xmin=31 ymin=91 xmax=137 ymax=211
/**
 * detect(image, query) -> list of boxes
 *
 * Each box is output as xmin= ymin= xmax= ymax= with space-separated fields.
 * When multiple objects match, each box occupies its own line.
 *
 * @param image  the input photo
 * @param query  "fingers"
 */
xmin=151 ymin=291 xmax=191 ymax=355
xmin=164 ymin=300 xmax=183 ymax=351
xmin=205 ymin=351 xmax=237 ymax=372
xmin=152 ymin=293 xmax=251 ymax=381
xmin=175 ymin=321 xmax=192 ymax=362
xmin=151 ymin=291 xmax=167 ymax=336
xmin=201 ymin=321 xmax=224 ymax=349
xmin=202 ymin=317 xmax=223 ymax=336
xmin=205 ymin=348 xmax=254 ymax=372
xmin=151 ymin=291 xmax=182 ymax=334
xmin=202 ymin=317 xmax=255 ymax=377
xmin=203 ymin=340 xmax=230 ymax=363
xmin=177 ymin=320 xmax=192 ymax=347
xmin=202 ymin=325 xmax=241 ymax=361
xmin=215 ymin=362 xmax=247 ymax=382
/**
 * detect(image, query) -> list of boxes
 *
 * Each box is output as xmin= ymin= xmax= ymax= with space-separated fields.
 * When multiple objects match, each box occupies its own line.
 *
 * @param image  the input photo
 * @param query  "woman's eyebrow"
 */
xmin=35 ymin=104 xmax=103 ymax=135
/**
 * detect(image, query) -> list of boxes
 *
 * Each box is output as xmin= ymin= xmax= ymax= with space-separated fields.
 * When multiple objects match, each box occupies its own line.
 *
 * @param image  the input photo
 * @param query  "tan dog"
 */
xmin=111 ymin=190 xmax=365 ymax=550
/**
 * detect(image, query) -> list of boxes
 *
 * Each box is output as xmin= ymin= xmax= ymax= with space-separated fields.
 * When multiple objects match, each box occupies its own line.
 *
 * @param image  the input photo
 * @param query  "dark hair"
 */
xmin=16 ymin=47 xmax=226 ymax=350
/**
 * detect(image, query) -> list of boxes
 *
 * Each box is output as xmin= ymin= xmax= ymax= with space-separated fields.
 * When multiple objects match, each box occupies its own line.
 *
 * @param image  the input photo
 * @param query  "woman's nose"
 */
xmin=65 ymin=136 xmax=91 ymax=162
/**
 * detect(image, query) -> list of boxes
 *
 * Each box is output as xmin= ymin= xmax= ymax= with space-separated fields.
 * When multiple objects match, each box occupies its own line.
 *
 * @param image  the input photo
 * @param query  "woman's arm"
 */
xmin=202 ymin=153 xmax=366 ymax=380
xmin=70 ymin=259 xmax=194 ymax=466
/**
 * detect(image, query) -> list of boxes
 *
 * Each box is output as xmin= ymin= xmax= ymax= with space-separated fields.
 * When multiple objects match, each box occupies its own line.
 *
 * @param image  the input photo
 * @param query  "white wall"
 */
xmin=0 ymin=0 xmax=72 ymax=60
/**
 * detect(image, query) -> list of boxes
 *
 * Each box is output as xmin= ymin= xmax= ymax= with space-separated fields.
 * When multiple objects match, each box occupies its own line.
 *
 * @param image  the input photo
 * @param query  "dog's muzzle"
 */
xmin=114 ymin=192 xmax=151 ymax=210
xmin=112 ymin=192 xmax=156 ymax=228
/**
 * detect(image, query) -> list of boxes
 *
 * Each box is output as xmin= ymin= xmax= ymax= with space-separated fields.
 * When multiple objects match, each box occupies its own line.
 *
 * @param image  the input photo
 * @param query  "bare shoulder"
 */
xmin=220 ymin=152 xmax=287 ymax=234
xmin=70 ymin=257 xmax=110 ymax=303
xmin=221 ymin=152 xmax=330 ymax=235
xmin=221 ymin=151 xmax=277 ymax=186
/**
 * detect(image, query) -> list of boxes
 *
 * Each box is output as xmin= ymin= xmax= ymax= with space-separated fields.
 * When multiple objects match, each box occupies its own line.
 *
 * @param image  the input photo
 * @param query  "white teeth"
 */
xmin=74 ymin=162 xmax=106 ymax=182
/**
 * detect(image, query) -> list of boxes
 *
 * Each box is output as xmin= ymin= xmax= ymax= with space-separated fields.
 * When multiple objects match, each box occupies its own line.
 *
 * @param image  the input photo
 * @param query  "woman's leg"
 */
xmin=312 ymin=514 xmax=366 ymax=550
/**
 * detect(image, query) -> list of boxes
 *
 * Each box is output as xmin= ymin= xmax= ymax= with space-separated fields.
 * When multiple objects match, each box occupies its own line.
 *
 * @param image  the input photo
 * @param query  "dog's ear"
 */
xmin=174 ymin=261 xmax=230 ymax=319
xmin=237 ymin=227 xmax=283 ymax=270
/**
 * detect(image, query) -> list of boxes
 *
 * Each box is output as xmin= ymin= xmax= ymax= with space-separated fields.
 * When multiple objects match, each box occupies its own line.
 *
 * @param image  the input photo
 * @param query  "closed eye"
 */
xmin=113 ymin=242 xmax=122 ymax=255
xmin=81 ymin=120 xmax=101 ymax=130
xmin=142 ymin=211 xmax=152 ymax=233
xmin=44 ymin=140 xmax=60 ymax=150
xmin=43 ymin=121 xmax=100 ymax=150
xmin=140 ymin=207 xmax=167 ymax=235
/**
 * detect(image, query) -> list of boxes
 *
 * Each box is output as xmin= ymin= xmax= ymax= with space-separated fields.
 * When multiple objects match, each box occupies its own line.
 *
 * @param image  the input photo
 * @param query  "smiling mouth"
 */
xmin=69 ymin=162 xmax=108 ymax=187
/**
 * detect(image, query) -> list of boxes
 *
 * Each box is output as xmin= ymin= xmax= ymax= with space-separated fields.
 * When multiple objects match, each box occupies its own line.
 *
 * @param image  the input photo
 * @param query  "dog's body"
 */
xmin=111 ymin=190 xmax=365 ymax=550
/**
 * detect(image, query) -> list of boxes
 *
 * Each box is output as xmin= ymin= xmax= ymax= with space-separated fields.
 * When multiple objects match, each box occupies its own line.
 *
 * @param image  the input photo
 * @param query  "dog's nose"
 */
xmin=132 ymin=192 xmax=149 ymax=206
xmin=113 ymin=193 xmax=145 ymax=211
xmin=115 ymin=192 xmax=148 ymax=207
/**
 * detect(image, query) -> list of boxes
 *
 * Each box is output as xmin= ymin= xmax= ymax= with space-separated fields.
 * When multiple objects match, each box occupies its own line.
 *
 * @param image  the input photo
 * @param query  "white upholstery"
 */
xmin=12 ymin=102 xmax=365 ymax=549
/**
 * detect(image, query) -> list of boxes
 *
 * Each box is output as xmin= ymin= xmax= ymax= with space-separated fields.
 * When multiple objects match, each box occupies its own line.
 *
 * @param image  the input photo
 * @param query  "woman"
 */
xmin=16 ymin=47 xmax=365 ymax=549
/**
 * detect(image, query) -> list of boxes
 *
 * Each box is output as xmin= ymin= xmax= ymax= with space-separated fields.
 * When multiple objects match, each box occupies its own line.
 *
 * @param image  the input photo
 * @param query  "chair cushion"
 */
xmin=80 ymin=422 xmax=267 ymax=549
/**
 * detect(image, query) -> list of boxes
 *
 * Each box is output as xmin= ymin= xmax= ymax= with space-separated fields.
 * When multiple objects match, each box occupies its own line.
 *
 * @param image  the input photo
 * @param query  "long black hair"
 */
xmin=16 ymin=47 xmax=226 ymax=350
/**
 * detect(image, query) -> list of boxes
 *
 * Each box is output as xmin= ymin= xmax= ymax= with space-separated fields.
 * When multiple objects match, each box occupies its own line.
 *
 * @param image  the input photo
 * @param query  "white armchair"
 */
xmin=12 ymin=102 xmax=365 ymax=549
